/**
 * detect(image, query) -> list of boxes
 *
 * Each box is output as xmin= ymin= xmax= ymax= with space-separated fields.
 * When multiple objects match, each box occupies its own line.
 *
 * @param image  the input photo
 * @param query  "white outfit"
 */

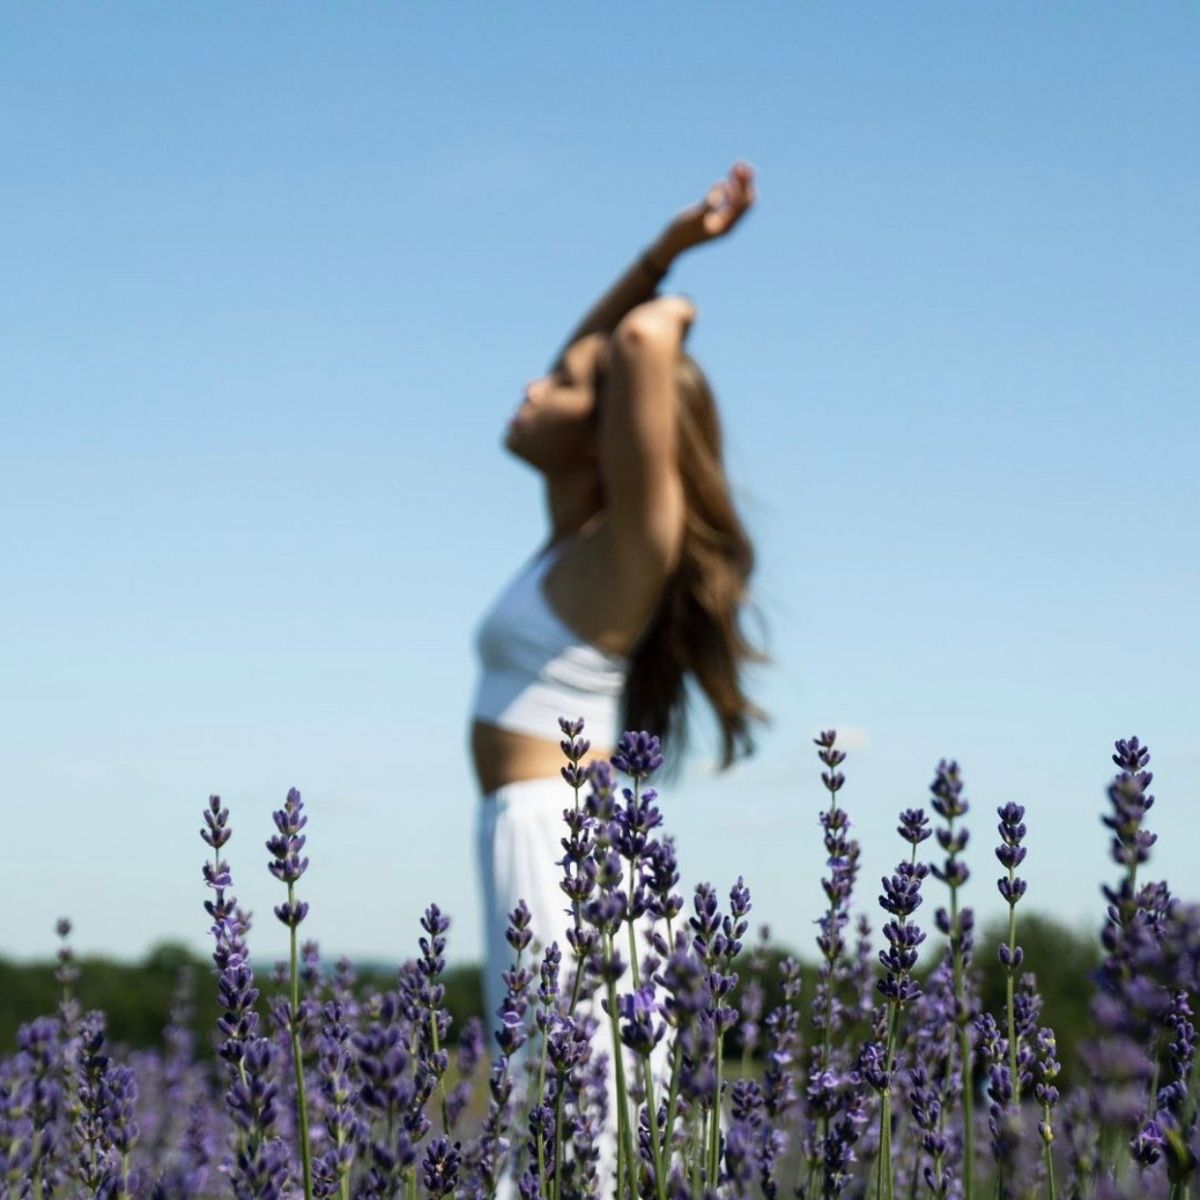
xmin=476 ymin=775 xmax=577 ymax=1030
xmin=472 ymin=541 xmax=668 ymax=1196
xmin=472 ymin=539 xmax=628 ymax=745
xmin=476 ymin=776 xmax=672 ymax=1197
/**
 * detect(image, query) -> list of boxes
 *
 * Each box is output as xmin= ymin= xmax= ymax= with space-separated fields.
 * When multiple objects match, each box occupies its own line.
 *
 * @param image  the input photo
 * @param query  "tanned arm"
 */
xmin=598 ymin=296 xmax=697 ymax=571
xmin=547 ymin=161 xmax=757 ymax=374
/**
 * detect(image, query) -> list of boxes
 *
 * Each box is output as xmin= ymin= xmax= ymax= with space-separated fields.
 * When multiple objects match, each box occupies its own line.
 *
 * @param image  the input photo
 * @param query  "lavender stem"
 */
xmin=288 ymin=880 xmax=315 ymax=1200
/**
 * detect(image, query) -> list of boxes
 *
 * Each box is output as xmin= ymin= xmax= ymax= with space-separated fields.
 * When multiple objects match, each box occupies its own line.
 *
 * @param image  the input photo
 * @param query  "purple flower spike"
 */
xmin=807 ymin=723 xmax=864 ymax=1174
xmin=880 ymin=861 xmax=927 ymax=919
xmin=814 ymin=728 xmax=847 ymax=793
xmin=202 ymin=794 xmax=232 ymax=852
xmin=1131 ymin=1118 xmax=1165 ymax=1167
xmin=645 ymin=836 xmax=684 ymax=924
xmin=858 ymin=1041 xmax=890 ymax=1093
xmin=200 ymin=796 xmax=291 ymax=1197
xmin=995 ymin=802 xmax=1028 ymax=873
xmin=1113 ymin=735 xmax=1151 ymax=774
xmin=612 ymin=730 xmax=664 ymax=779
xmin=559 ymin=715 xmax=592 ymax=788
xmin=657 ymin=946 xmax=712 ymax=1031
xmin=614 ymin=983 xmax=665 ymax=1056
xmin=929 ymin=759 xmax=971 ymax=898
xmin=1103 ymin=735 xmax=1157 ymax=872
xmin=993 ymin=798 xmax=1032 ymax=1118
xmin=506 ymin=900 xmax=533 ymax=953
xmin=72 ymin=1015 xmax=134 ymax=1195
xmin=930 ymin=758 xmax=966 ymax=818
xmin=898 ymin=807 xmax=932 ymax=846
xmin=267 ymin=786 xmax=309 ymax=888
xmin=997 ymin=942 xmax=1025 ymax=969
xmin=274 ymin=898 xmax=310 ymax=929
xmin=558 ymin=715 xmax=585 ymax=739
xmin=730 ymin=876 xmax=752 ymax=922
xmin=872 ymin=802 xmax=930 ymax=1200
xmin=1035 ymin=1026 xmax=1062 ymax=1143
xmin=926 ymin=753 xmax=976 ymax=1189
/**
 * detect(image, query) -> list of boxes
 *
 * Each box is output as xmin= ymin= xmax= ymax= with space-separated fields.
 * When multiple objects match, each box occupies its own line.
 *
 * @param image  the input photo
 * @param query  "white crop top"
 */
xmin=471 ymin=542 xmax=629 ymax=745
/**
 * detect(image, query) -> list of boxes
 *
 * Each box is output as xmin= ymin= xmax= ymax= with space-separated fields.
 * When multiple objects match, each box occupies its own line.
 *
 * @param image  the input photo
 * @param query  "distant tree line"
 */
xmin=0 ymin=941 xmax=485 ymax=1061
xmin=0 ymin=910 xmax=1100 ymax=1086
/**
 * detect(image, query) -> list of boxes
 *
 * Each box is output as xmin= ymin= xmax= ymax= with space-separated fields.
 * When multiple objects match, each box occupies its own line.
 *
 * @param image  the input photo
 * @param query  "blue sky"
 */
xmin=2 ymin=3 xmax=1197 ymax=970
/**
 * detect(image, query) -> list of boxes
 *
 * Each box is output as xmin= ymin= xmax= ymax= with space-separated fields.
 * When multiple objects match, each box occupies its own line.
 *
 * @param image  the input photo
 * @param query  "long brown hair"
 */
xmin=619 ymin=351 xmax=768 ymax=773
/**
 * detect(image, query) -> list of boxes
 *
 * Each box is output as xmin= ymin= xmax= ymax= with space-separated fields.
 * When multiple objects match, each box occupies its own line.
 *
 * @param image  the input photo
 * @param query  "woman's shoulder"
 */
xmin=539 ymin=518 xmax=676 ymax=652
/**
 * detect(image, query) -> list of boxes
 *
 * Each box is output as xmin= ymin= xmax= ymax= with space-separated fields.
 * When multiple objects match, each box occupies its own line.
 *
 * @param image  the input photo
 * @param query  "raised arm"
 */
xmin=547 ymin=161 xmax=757 ymax=374
xmin=597 ymin=296 xmax=698 ymax=569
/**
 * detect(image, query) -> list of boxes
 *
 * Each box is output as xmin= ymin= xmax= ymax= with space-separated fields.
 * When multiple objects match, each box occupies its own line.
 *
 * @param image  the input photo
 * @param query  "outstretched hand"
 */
xmin=665 ymin=161 xmax=757 ymax=254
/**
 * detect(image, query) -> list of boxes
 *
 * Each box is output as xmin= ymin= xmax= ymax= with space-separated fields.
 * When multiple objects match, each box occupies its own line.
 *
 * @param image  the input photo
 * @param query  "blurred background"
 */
xmin=2 ymin=2 xmax=1196 ymax=1017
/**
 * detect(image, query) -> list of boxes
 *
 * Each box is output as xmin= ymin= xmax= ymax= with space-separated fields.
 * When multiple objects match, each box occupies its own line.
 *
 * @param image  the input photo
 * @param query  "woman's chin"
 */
xmin=503 ymin=423 xmax=533 ymax=464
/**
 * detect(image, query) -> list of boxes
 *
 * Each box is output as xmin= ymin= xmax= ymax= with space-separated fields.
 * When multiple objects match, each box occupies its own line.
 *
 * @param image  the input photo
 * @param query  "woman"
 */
xmin=470 ymin=161 xmax=766 ymax=1189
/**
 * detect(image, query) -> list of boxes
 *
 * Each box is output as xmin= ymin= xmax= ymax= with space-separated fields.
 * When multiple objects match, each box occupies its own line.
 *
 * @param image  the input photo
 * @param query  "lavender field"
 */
xmin=1 ymin=725 xmax=1192 ymax=1200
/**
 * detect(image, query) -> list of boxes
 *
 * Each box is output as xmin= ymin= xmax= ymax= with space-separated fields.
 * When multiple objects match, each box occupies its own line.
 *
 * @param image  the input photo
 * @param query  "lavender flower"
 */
xmin=809 ymin=728 xmax=863 ymax=1200
xmin=416 ymin=904 xmax=453 ymax=1134
xmin=422 ymin=1135 xmax=462 ymax=1197
xmin=762 ymin=955 xmax=801 ymax=1126
xmin=878 ymin=861 xmax=927 ymax=1006
xmin=1080 ymin=739 xmax=1168 ymax=1169
xmin=1132 ymin=988 xmax=1198 ymax=1188
xmin=559 ymin=716 xmax=593 ymax=792
xmin=1034 ymin=1027 xmax=1061 ymax=1144
xmin=1105 ymin=737 xmax=1156 ymax=881
xmin=11 ymin=725 xmax=1200 ymax=1200
xmin=995 ymin=801 xmax=1028 ymax=1107
xmin=872 ymin=812 xmax=929 ymax=1200
xmin=268 ymin=786 xmax=310 ymax=930
xmin=929 ymin=757 xmax=976 ymax=1200
xmin=473 ymin=900 xmax=542 ymax=1197
xmin=910 ymin=1064 xmax=951 ymax=1200
xmin=985 ymin=1062 xmax=1022 ymax=1196
xmin=646 ymin=836 xmax=684 ymax=932
xmin=593 ymin=735 xmax=678 ymax=1199
xmin=203 ymin=795 xmax=291 ymax=1199
xmin=898 ymin=808 xmax=932 ymax=847
xmin=70 ymin=1013 xmax=138 ymax=1197
xmin=267 ymin=786 xmax=315 ymax=1200
xmin=311 ymin=998 xmax=361 ymax=1198
xmin=612 ymin=730 xmax=664 ymax=780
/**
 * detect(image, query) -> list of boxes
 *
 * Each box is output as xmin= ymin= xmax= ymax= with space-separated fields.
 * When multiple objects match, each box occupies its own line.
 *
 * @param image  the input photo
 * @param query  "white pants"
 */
xmin=477 ymin=775 xmax=673 ymax=1198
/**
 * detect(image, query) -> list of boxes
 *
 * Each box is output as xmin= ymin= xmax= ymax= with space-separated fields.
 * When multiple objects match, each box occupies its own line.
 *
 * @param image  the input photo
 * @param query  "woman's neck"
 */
xmin=542 ymin=471 xmax=603 ymax=546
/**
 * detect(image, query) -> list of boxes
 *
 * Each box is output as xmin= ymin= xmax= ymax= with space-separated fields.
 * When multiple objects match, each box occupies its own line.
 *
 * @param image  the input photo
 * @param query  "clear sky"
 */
xmin=3 ymin=3 xmax=1197 ymax=971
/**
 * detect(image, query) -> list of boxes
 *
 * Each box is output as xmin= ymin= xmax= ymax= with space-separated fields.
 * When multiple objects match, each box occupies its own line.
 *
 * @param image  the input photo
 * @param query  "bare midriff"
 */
xmin=471 ymin=719 xmax=614 ymax=797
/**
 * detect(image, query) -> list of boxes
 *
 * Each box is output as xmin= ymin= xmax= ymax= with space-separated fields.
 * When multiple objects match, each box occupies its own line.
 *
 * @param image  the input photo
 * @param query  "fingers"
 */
xmin=729 ymin=161 xmax=755 ymax=210
xmin=738 ymin=162 xmax=756 ymax=207
xmin=711 ymin=161 xmax=756 ymax=236
xmin=688 ymin=162 xmax=756 ymax=243
xmin=732 ymin=160 xmax=755 ymax=186
xmin=700 ymin=177 xmax=735 ymax=237
xmin=704 ymin=162 xmax=755 ymax=210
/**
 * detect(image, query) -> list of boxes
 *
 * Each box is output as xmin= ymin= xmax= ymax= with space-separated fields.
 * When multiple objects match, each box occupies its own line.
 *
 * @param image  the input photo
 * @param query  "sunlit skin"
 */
xmin=472 ymin=162 xmax=757 ymax=794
